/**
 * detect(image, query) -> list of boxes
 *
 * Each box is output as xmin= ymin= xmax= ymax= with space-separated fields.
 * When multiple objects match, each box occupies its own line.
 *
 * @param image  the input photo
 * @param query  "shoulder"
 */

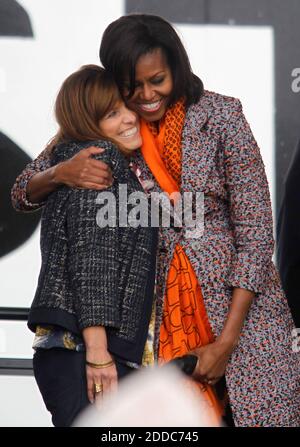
xmin=52 ymin=139 xmax=128 ymax=176
xmin=201 ymin=90 xmax=241 ymax=110
xmin=185 ymin=90 xmax=243 ymax=132
xmin=52 ymin=139 xmax=121 ymax=164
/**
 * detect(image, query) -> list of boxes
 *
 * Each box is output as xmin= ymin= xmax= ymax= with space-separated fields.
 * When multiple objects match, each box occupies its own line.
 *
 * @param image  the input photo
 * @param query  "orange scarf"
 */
xmin=140 ymin=100 xmax=223 ymax=425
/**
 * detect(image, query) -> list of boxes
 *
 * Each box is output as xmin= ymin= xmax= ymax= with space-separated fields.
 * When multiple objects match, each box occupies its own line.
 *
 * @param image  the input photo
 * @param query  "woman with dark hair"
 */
xmin=100 ymin=14 xmax=202 ymax=107
xmin=26 ymin=64 xmax=158 ymax=427
xmin=12 ymin=15 xmax=300 ymax=427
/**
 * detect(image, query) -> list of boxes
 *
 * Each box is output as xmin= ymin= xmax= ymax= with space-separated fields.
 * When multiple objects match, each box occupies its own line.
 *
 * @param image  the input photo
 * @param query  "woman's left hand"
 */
xmin=86 ymin=349 xmax=118 ymax=405
xmin=191 ymin=339 xmax=236 ymax=386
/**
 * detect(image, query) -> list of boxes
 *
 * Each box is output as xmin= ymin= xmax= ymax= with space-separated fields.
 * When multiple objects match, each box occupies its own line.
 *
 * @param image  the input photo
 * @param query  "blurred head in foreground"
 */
xmin=73 ymin=365 xmax=221 ymax=427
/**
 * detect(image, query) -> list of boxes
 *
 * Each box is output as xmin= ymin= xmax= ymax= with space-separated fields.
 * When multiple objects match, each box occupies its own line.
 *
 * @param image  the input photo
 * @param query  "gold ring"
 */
xmin=94 ymin=383 xmax=103 ymax=394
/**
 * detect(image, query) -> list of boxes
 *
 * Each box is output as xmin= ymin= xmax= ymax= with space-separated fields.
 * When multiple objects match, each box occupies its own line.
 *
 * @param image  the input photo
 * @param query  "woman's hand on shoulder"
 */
xmin=54 ymin=146 xmax=113 ymax=190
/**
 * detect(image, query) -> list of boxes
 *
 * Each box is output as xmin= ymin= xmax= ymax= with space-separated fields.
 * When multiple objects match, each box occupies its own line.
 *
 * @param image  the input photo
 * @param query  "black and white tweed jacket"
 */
xmin=28 ymin=140 xmax=158 ymax=362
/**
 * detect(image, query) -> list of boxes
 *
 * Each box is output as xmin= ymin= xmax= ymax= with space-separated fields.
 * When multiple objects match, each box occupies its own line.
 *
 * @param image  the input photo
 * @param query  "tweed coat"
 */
xmin=132 ymin=91 xmax=300 ymax=427
xmin=28 ymin=140 xmax=158 ymax=364
xmin=11 ymin=90 xmax=300 ymax=427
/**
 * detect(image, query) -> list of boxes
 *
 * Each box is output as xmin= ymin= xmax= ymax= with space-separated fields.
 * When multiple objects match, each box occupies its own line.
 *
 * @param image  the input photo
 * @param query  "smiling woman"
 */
xmin=99 ymin=100 xmax=142 ymax=151
xmin=123 ymin=48 xmax=173 ymax=122
xmin=25 ymin=64 xmax=158 ymax=426
xmin=53 ymin=66 xmax=142 ymax=153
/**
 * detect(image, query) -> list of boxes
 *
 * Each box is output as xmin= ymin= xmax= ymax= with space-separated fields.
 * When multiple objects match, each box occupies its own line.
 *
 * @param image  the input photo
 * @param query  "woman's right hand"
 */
xmin=54 ymin=146 xmax=113 ymax=190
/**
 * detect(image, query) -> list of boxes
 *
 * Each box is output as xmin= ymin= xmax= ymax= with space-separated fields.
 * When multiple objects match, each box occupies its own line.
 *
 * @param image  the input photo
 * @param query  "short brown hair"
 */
xmin=54 ymin=64 xmax=120 ymax=145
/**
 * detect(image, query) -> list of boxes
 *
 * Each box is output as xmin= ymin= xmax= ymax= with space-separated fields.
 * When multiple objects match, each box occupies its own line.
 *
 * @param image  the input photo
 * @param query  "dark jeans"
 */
xmin=33 ymin=348 xmax=133 ymax=427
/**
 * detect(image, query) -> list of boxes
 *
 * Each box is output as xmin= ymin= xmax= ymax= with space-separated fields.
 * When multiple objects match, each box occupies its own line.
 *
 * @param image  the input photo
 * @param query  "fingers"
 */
xmin=86 ymin=367 xmax=104 ymax=404
xmin=79 ymin=183 xmax=112 ymax=191
xmin=78 ymin=166 xmax=113 ymax=186
xmin=192 ymin=359 xmax=221 ymax=386
xmin=78 ymin=149 xmax=112 ymax=176
xmin=200 ymin=376 xmax=221 ymax=386
xmin=89 ymin=159 xmax=112 ymax=173
xmin=86 ymin=161 xmax=113 ymax=180
xmin=80 ymin=163 xmax=111 ymax=175
xmin=77 ymin=173 xmax=112 ymax=186
xmin=206 ymin=378 xmax=219 ymax=386
xmin=87 ymin=374 xmax=96 ymax=404
xmin=94 ymin=382 xmax=104 ymax=410
xmin=80 ymin=146 xmax=105 ymax=157
xmin=100 ymin=364 xmax=118 ymax=397
xmin=86 ymin=364 xmax=118 ymax=405
xmin=100 ymin=372 xmax=115 ymax=398
xmin=61 ymin=146 xmax=114 ymax=189
xmin=78 ymin=147 xmax=112 ymax=176
xmin=75 ymin=170 xmax=113 ymax=189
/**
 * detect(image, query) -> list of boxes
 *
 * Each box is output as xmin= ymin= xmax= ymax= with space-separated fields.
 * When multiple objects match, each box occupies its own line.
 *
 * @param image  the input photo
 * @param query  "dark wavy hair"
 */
xmin=99 ymin=14 xmax=204 ymax=107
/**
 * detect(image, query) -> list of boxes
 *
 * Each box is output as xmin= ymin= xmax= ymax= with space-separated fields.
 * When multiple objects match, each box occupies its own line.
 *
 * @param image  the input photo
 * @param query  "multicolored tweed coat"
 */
xmin=11 ymin=90 xmax=300 ymax=427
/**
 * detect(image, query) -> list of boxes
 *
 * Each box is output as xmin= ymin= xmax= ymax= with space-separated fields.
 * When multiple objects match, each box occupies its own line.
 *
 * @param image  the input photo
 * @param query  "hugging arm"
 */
xmin=11 ymin=145 xmax=113 ymax=212
xmin=11 ymin=146 xmax=52 ymax=211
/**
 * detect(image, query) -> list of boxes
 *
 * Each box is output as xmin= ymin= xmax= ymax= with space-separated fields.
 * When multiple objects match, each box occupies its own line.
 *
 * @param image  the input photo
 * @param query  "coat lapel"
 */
xmin=133 ymin=92 xmax=219 ymax=195
xmin=181 ymin=94 xmax=219 ymax=194
xmin=131 ymin=150 xmax=161 ymax=193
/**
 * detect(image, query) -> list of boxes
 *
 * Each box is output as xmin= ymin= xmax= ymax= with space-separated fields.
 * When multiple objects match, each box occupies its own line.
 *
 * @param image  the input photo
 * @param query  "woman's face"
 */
xmin=124 ymin=48 xmax=173 ymax=122
xmin=99 ymin=101 xmax=142 ymax=151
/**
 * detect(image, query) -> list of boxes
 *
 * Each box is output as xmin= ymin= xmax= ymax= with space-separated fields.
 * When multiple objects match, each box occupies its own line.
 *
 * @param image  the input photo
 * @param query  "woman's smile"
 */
xmin=125 ymin=48 xmax=173 ymax=122
xmin=138 ymin=99 xmax=163 ymax=113
xmin=99 ymin=101 xmax=142 ymax=151
xmin=118 ymin=125 xmax=139 ymax=138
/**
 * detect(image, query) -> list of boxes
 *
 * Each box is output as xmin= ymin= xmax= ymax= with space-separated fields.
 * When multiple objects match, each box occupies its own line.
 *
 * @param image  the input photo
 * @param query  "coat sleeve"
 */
xmin=11 ymin=147 xmax=51 ymax=212
xmin=66 ymin=183 xmax=121 ymax=331
xmin=223 ymin=99 xmax=275 ymax=294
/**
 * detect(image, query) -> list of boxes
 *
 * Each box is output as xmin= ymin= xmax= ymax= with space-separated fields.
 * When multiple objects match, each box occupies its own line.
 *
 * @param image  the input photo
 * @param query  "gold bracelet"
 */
xmin=86 ymin=360 xmax=114 ymax=369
